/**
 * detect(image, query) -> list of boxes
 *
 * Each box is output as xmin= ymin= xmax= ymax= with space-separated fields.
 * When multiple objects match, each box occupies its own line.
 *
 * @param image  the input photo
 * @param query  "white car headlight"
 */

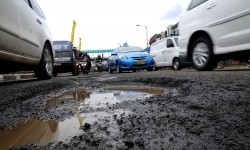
xmin=119 ymin=55 xmax=128 ymax=59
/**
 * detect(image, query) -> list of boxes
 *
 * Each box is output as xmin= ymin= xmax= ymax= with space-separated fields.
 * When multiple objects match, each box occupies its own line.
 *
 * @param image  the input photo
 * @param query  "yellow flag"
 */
xmin=71 ymin=20 xmax=76 ymax=44
xmin=79 ymin=37 xmax=82 ymax=50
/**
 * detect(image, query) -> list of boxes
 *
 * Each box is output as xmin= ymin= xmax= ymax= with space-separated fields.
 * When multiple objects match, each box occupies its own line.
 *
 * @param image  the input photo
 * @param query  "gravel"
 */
xmin=0 ymin=70 xmax=249 ymax=150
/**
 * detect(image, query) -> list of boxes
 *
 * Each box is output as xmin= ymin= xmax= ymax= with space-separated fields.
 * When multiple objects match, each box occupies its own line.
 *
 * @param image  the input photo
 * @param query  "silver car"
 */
xmin=0 ymin=0 xmax=54 ymax=79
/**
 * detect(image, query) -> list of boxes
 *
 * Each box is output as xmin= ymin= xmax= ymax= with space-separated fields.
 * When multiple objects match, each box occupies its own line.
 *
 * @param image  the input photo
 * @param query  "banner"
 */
xmin=71 ymin=20 xmax=76 ymax=44
xmin=79 ymin=37 xmax=82 ymax=50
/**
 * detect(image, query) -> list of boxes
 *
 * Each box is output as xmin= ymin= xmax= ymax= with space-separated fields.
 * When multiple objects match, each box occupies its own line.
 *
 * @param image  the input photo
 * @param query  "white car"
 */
xmin=150 ymin=36 xmax=181 ymax=70
xmin=0 ymin=0 xmax=54 ymax=79
xmin=179 ymin=0 xmax=250 ymax=71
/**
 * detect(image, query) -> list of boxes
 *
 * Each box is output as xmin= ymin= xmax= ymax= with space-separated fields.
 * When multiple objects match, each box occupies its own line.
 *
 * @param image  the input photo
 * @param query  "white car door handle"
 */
xmin=37 ymin=19 xmax=42 ymax=25
xmin=207 ymin=3 xmax=216 ymax=9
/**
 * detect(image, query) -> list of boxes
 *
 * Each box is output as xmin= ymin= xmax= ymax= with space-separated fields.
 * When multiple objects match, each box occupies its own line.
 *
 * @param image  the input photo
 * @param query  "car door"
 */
xmin=17 ymin=0 xmax=46 ymax=60
xmin=0 ymin=0 xmax=22 ymax=57
xmin=164 ymin=38 xmax=176 ymax=66
xmin=206 ymin=0 xmax=250 ymax=51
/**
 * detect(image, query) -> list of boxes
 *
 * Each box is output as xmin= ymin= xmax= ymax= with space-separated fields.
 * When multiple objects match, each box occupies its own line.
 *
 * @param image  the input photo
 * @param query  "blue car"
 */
xmin=108 ymin=46 xmax=155 ymax=73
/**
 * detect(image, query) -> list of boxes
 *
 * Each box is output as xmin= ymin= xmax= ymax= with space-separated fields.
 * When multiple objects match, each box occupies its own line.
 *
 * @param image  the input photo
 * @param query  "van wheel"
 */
xmin=153 ymin=63 xmax=158 ymax=71
xmin=34 ymin=44 xmax=53 ymax=79
xmin=173 ymin=58 xmax=181 ymax=70
xmin=191 ymin=37 xmax=216 ymax=71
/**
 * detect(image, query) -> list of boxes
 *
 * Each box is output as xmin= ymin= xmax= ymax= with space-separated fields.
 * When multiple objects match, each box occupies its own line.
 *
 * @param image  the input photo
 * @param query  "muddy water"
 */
xmin=0 ymin=86 xmax=164 ymax=149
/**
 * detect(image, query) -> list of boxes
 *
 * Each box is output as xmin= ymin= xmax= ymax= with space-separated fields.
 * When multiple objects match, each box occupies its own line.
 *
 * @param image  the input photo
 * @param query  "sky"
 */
xmin=36 ymin=0 xmax=191 ymax=50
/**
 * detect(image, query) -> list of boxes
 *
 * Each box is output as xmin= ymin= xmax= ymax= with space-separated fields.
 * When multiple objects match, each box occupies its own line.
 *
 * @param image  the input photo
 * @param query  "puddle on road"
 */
xmin=46 ymin=88 xmax=91 ymax=106
xmin=0 ymin=86 xmax=164 ymax=149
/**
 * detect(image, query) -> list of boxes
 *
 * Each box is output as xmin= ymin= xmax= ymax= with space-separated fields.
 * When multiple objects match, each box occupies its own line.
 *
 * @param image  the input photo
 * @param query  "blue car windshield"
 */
xmin=116 ymin=46 xmax=145 ymax=53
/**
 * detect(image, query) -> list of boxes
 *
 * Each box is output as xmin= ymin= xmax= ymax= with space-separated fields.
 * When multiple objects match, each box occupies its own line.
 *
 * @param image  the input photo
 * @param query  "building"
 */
xmin=171 ymin=22 xmax=179 ymax=36
xmin=166 ymin=25 xmax=174 ymax=37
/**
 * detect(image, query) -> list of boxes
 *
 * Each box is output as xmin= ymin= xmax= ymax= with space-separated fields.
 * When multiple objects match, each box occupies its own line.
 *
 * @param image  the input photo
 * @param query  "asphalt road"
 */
xmin=0 ymin=69 xmax=249 ymax=150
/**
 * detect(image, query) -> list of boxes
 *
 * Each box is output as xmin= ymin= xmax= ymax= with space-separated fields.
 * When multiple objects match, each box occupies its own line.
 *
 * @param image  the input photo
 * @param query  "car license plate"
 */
xmin=137 ymin=61 xmax=145 ymax=65
xmin=54 ymin=63 xmax=61 ymax=66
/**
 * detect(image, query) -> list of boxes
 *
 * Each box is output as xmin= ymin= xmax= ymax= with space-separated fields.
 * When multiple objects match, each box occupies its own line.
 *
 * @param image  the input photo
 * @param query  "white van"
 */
xmin=150 ymin=36 xmax=181 ymax=70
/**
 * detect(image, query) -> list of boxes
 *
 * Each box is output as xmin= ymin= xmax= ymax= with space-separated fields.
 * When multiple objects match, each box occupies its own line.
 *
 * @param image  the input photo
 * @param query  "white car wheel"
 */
xmin=191 ymin=37 xmax=216 ymax=71
xmin=34 ymin=44 xmax=53 ymax=79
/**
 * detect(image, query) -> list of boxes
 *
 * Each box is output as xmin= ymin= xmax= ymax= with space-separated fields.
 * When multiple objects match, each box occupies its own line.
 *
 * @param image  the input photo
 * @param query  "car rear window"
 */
xmin=53 ymin=44 xmax=72 ymax=51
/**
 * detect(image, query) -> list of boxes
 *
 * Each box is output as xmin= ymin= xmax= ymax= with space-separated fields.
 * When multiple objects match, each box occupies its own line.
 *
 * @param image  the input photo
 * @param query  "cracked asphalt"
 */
xmin=0 ymin=69 xmax=249 ymax=150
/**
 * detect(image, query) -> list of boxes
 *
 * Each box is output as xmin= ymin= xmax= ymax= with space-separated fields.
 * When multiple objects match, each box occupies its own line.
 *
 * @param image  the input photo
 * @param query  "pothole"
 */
xmin=0 ymin=86 xmax=165 ymax=149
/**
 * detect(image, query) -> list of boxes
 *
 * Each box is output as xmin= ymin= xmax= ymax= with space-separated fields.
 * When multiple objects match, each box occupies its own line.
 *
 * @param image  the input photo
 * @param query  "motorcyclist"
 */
xmin=78 ymin=51 xmax=84 ymax=61
xmin=82 ymin=52 xmax=91 ymax=70
xmin=95 ymin=54 xmax=102 ymax=63
xmin=73 ymin=47 xmax=79 ymax=60
xmin=95 ymin=54 xmax=103 ymax=73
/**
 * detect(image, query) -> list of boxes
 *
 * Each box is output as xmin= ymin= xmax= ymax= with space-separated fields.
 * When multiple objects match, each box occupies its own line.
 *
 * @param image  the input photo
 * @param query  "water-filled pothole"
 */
xmin=0 ymin=86 xmax=164 ymax=149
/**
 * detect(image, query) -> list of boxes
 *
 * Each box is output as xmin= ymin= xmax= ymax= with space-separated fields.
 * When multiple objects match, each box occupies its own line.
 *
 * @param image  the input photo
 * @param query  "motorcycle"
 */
xmin=96 ymin=61 xmax=102 ymax=73
xmin=80 ymin=61 xmax=91 ymax=75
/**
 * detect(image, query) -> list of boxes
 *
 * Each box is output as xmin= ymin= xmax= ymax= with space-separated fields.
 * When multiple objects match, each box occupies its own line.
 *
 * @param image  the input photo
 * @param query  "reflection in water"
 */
xmin=0 ymin=86 xmax=164 ymax=149
xmin=0 ymin=118 xmax=84 ymax=150
xmin=46 ymin=88 xmax=90 ymax=106
xmin=0 ymin=120 xmax=58 ymax=150
xmin=83 ymin=89 xmax=156 ymax=109
xmin=105 ymin=86 xmax=164 ymax=95
xmin=113 ymin=90 xmax=152 ymax=101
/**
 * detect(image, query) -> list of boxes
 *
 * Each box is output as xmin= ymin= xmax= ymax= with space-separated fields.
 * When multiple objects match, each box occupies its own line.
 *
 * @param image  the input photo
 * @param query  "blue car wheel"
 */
xmin=118 ymin=64 xmax=123 ymax=73
xmin=147 ymin=67 xmax=153 ymax=71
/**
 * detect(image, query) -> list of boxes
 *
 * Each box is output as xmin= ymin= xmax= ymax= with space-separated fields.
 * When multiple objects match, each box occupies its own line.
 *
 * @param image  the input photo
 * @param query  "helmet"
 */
xmin=73 ymin=46 xmax=77 ymax=51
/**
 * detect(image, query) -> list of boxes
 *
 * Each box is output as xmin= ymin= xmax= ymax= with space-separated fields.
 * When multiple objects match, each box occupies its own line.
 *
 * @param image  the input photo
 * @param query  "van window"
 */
xmin=188 ymin=0 xmax=207 ymax=11
xmin=166 ymin=39 xmax=174 ymax=48
xmin=174 ymin=37 xmax=179 ymax=46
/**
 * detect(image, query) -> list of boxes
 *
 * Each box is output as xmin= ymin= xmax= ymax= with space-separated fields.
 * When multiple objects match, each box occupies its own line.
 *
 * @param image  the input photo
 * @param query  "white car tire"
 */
xmin=34 ymin=44 xmax=53 ymax=79
xmin=191 ymin=37 xmax=216 ymax=71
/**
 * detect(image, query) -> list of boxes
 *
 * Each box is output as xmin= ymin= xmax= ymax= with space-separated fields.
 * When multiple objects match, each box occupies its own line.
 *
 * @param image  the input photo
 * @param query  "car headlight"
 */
xmin=119 ymin=55 xmax=128 ymax=60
